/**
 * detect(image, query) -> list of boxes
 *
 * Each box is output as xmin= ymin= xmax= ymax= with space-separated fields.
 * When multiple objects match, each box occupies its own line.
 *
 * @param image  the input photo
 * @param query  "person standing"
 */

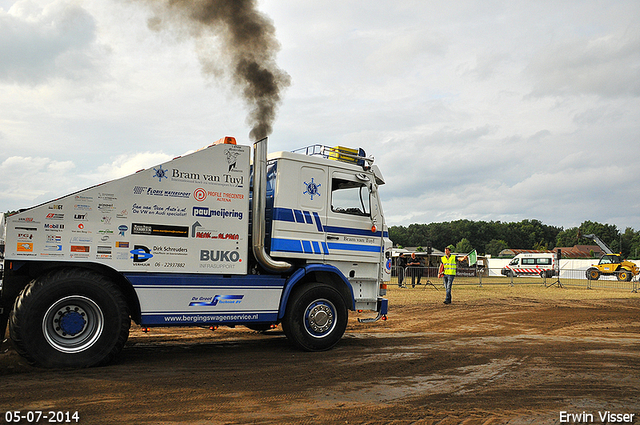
xmin=397 ymin=253 xmax=407 ymax=287
xmin=438 ymin=245 xmax=468 ymax=304
xmin=407 ymin=252 xmax=423 ymax=288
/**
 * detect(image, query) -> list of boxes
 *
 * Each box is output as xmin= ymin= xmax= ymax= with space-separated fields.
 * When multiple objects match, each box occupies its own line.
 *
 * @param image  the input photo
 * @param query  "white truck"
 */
xmin=0 ymin=137 xmax=391 ymax=368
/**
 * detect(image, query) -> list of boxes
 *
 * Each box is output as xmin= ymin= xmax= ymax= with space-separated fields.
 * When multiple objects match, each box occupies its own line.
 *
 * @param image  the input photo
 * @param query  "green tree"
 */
xmin=455 ymin=238 xmax=473 ymax=254
xmin=485 ymin=239 xmax=509 ymax=257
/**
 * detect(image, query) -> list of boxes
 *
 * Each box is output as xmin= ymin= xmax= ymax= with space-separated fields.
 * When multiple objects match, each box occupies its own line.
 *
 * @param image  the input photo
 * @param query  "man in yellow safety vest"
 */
xmin=438 ymin=245 xmax=468 ymax=304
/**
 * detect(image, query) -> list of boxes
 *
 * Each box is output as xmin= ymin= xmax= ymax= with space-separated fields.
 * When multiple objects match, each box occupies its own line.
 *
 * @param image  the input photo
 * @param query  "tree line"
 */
xmin=389 ymin=219 xmax=640 ymax=259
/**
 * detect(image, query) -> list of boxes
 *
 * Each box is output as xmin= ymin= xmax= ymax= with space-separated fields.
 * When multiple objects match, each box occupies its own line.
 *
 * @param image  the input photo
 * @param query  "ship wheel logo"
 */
xmin=153 ymin=165 xmax=168 ymax=182
xmin=303 ymin=178 xmax=321 ymax=200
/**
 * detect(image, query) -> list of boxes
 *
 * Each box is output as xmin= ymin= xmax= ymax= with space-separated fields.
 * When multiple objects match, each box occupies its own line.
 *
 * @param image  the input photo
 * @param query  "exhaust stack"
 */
xmin=252 ymin=137 xmax=292 ymax=273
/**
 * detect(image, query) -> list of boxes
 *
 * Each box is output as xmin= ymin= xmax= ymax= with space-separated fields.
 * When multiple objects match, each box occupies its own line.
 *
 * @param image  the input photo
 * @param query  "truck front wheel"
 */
xmin=586 ymin=268 xmax=600 ymax=280
xmin=9 ymin=268 xmax=130 ymax=368
xmin=282 ymin=282 xmax=348 ymax=352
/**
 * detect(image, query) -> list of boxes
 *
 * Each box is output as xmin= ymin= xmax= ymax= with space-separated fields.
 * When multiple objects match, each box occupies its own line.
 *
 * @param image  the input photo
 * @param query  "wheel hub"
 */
xmin=306 ymin=301 xmax=334 ymax=334
xmin=55 ymin=305 xmax=87 ymax=337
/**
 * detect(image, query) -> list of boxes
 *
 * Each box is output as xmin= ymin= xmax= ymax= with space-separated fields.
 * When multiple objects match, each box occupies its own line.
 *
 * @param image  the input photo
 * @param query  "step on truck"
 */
xmin=0 ymin=137 xmax=391 ymax=368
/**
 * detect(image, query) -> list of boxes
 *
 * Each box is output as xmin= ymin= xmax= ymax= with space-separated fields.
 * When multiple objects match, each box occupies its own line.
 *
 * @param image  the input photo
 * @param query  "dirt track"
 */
xmin=1 ymin=284 xmax=639 ymax=424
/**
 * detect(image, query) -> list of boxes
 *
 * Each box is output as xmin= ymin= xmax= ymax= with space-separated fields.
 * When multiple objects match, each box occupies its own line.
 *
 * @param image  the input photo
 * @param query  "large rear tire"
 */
xmin=617 ymin=270 xmax=632 ymax=282
xmin=282 ymin=282 xmax=348 ymax=352
xmin=9 ymin=268 xmax=130 ymax=368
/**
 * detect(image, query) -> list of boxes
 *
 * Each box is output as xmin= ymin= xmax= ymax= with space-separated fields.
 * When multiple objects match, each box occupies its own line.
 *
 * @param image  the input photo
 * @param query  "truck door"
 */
xmin=269 ymin=162 xmax=328 ymax=261
xmin=323 ymin=170 xmax=382 ymax=279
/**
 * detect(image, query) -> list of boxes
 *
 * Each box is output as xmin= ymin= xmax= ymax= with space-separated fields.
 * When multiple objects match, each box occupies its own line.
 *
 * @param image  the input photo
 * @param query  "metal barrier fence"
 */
xmin=390 ymin=266 xmax=638 ymax=292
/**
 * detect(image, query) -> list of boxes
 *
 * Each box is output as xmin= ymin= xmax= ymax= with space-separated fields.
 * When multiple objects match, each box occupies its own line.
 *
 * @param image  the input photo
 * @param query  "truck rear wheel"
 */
xmin=586 ymin=268 xmax=600 ymax=280
xmin=9 ymin=268 xmax=130 ymax=368
xmin=617 ymin=270 xmax=632 ymax=282
xmin=282 ymin=282 xmax=348 ymax=352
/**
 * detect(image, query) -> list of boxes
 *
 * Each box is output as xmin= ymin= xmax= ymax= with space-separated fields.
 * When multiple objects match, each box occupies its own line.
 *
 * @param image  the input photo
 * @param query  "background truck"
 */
xmin=0 ymin=137 xmax=391 ymax=368
xmin=579 ymin=232 xmax=639 ymax=281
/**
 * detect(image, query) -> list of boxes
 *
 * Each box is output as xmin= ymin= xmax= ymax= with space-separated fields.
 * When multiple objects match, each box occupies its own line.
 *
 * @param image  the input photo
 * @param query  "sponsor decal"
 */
xmin=98 ymin=203 xmax=115 ymax=213
xmin=131 ymin=223 xmax=189 ymax=238
xmin=194 ymin=188 xmax=207 ymax=202
xmin=193 ymin=189 xmax=244 ymax=203
xmin=16 ymin=233 xmax=34 ymax=241
xmin=74 ymin=195 xmax=93 ymax=202
xmin=303 ymin=178 xmax=321 ymax=200
xmin=153 ymin=165 xmax=169 ymax=182
xmin=101 ymin=216 xmax=112 ymax=224
xmin=15 ymin=217 xmax=39 ymax=224
xmin=17 ymin=242 xmax=33 ymax=252
xmin=97 ymin=246 xmax=112 ymax=254
xmin=225 ymin=148 xmax=240 ymax=172
xmin=151 ymin=245 xmax=188 ymax=256
xmin=44 ymin=223 xmax=64 ymax=231
xmin=192 ymin=207 xmax=243 ymax=220
xmin=44 ymin=244 xmax=63 ymax=252
xmin=191 ymin=221 xmax=240 ymax=240
xmin=199 ymin=250 xmax=242 ymax=262
xmin=15 ymin=226 xmax=37 ymax=231
xmin=169 ymin=167 xmax=244 ymax=188
xmin=133 ymin=186 xmax=191 ymax=199
xmin=131 ymin=245 xmax=153 ymax=263
xmin=74 ymin=204 xmax=92 ymax=211
xmin=116 ymin=241 xmax=130 ymax=248
xmin=74 ymin=213 xmax=88 ymax=220
xmin=70 ymin=236 xmax=93 ymax=244
xmin=118 ymin=225 xmax=128 ymax=236
xmin=70 ymin=245 xmax=90 ymax=253
xmin=47 ymin=235 xmax=62 ymax=243
xmin=131 ymin=203 xmax=187 ymax=217
xmin=189 ymin=295 xmax=244 ymax=307
xmin=116 ymin=209 xmax=128 ymax=219
xmin=48 ymin=204 xmax=63 ymax=210
xmin=98 ymin=192 xmax=117 ymax=201
xmin=46 ymin=213 xmax=64 ymax=220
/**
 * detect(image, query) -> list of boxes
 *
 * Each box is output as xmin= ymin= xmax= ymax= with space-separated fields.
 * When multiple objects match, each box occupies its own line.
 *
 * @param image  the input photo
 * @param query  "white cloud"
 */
xmin=0 ymin=0 xmax=106 ymax=84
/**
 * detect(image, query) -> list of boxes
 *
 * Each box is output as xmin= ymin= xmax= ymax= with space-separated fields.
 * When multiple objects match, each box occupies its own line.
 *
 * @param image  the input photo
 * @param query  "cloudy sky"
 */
xmin=1 ymin=0 xmax=639 ymax=230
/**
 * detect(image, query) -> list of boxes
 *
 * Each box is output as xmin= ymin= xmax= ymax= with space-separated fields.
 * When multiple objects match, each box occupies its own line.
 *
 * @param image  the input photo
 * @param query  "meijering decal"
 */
xmin=192 ymin=207 xmax=243 ymax=220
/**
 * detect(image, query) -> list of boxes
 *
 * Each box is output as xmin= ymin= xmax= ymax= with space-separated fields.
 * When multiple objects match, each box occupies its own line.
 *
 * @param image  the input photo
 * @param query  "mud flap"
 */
xmin=357 ymin=298 xmax=388 ymax=323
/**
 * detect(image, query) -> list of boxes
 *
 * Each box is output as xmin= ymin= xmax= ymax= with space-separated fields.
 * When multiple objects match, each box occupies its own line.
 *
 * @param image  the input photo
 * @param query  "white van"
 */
xmin=501 ymin=253 xmax=557 ymax=278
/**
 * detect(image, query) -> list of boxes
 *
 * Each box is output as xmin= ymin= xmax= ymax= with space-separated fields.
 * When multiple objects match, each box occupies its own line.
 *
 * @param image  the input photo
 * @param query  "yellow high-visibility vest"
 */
xmin=441 ymin=255 xmax=457 ymax=275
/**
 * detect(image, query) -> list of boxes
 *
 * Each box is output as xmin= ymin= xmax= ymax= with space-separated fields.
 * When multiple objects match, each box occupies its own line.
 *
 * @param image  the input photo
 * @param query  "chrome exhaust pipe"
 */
xmin=252 ymin=137 xmax=292 ymax=273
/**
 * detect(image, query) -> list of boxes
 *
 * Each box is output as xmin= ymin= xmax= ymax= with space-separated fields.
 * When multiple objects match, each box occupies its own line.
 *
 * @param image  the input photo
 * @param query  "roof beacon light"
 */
xmin=212 ymin=136 xmax=237 ymax=146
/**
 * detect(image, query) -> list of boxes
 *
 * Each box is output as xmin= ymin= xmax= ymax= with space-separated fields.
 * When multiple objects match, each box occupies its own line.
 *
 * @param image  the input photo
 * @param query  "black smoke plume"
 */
xmin=143 ymin=0 xmax=290 ymax=141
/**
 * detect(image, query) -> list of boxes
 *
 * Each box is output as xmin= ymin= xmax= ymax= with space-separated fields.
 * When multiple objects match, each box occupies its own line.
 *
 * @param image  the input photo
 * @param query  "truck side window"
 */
xmin=537 ymin=258 xmax=551 ymax=265
xmin=331 ymin=178 xmax=370 ymax=216
xmin=522 ymin=258 xmax=535 ymax=265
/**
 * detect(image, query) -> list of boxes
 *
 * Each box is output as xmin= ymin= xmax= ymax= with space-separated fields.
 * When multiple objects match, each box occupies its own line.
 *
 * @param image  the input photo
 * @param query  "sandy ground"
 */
xmin=1 ymin=283 xmax=639 ymax=424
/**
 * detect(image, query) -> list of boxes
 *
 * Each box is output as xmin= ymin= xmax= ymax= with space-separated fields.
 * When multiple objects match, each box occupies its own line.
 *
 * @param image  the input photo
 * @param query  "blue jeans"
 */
xmin=443 ymin=274 xmax=455 ymax=302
